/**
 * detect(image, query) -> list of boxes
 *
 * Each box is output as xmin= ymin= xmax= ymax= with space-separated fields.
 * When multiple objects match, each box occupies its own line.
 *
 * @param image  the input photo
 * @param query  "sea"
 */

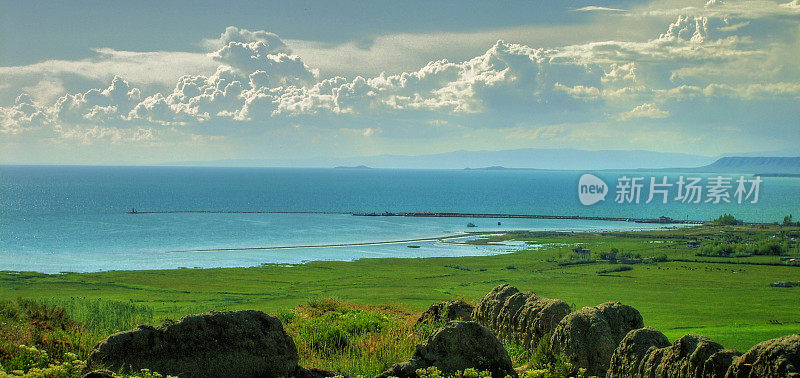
xmin=1 ymin=165 xmax=798 ymax=273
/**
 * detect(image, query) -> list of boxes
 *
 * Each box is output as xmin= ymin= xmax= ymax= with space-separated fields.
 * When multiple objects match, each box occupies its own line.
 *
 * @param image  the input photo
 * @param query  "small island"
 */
xmin=333 ymin=165 xmax=372 ymax=169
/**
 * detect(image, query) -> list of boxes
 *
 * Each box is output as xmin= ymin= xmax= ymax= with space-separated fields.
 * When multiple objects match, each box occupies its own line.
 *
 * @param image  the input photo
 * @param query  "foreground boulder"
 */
xmin=726 ymin=334 xmax=800 ymax=377
xmin=472 ymin=284 xmax=570 ymax=349
xmin=550 ymin=301 xmax=644 ymax=376
xmin=512 ymin=295 xmax=571 ymax=350
xmin=609 ymin=329 xmax=738 ymax=378
xmin=85 ymin=310 xmax=306 ymax=377
xmin=640 ymin=334 xmax=735 ymax=378
xmin=705 ymin=350 xmax=742 ymax=378
xmin=607 ymin=327 xmax=671 ymax=377
xmin=377 ymin=321 xmax=515 ymax=378
xmin=417 ymin=300 xmax=474 ymax=324
xmin=473 ymin=284 xmax=521 ymax=331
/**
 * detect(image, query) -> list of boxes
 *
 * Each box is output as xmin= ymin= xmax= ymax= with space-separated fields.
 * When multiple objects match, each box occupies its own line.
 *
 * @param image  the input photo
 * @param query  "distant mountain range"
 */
xmin=693 ymin=157 xmax=800 ymax=175
xmin=165 ymin=148 xmax=800 ymax=171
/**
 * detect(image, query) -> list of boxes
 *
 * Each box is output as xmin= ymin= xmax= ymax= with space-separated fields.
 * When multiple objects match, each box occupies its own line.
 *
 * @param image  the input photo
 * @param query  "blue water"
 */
xmin=1 ymin=166 xmax=798 ymax=273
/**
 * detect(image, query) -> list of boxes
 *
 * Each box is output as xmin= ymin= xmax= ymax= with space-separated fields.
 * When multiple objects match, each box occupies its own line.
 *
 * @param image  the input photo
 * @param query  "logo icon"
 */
xmin=578 ymin=174 xmax=608 ymax=206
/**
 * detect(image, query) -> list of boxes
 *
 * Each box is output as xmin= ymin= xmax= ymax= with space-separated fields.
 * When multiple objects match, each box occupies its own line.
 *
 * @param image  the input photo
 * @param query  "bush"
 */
xmin=600 ymin=251 xmax=618 ymax=262
xmin=286 ymin=299 xmax=431 ymax=376
xmin=697 ymin=244 xmax=736 ymax=257
xmin=297 ymin=309 xmax=390 ymax=354
xmin=782 ymin=214 xmax=800 ymax=226
xmin=525 ymin=333 xmax=585 ymax=378
xmin=651 ymin=254 xmax=669 ymax=263
xmin=712 ymin=214 xmax=742 ymax=226
xmin=618 ymin=251 xmax=641 ymax=260
xmin=2 ymin=345 xmax=49 ymax=373
xmin=417 ymin=366 xmax=494 ymax=378
xmin=597 ymin=265 xmax=633 ymax=274
xmin=0 ymin=351 xmax=86 ymax=377
xmin=300 ymin=322 xmax=350 ymax=353
xmin=305 ymin=297 xmax=342 ymax=313
xmin=0 ymin=298 xmax=95 ymax=374
xmin=275 ymin=310 xmax=295 ymax=325
xmin=44 ymin=298 xmax=154 ymax=336
xmin=11 ymin=298 xmax=77 ymax=331
xmin=332 ymin=311 xmax=388 ymax=335
xmin=753 ymin=241 xmax=786 ymax=256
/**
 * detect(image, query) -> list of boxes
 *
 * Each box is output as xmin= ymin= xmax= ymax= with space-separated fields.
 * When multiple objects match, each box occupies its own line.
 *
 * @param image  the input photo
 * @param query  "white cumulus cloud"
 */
xmin=2 ymin=11 xmax=799 ymax=154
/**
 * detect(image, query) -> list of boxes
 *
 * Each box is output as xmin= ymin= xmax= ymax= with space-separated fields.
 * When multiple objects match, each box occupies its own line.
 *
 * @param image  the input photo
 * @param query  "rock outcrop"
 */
xmin=377 ymin=321 xmax=515 ymax=378
xmin=726 ymin=334 xmax=800 ymax=377
xmin=84 ymin=310 xmax=334 ymax=378
xmin=550 ymin=301 xmax=644 ymax=376
xmin=472 ymin=284 xmax=570 ymax=349
xmin=417 ymin=300 xmax=474 ymax=324
xmin=608 ymin=329 xmax=740 ymax=378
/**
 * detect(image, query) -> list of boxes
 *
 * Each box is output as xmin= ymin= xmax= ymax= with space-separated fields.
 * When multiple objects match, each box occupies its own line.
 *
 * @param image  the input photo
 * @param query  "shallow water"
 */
xmin=1 ymin=166 xmax=797 ymax=273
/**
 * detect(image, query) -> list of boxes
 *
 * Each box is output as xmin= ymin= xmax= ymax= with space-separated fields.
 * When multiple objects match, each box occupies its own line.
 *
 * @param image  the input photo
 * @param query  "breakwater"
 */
xmin=127 ymin=209 xmax=705 ymax=224
xmin=127 ymin=210 xmax=350 ymax=215
xmin=351 ymin=212 xmax=706 ymax=224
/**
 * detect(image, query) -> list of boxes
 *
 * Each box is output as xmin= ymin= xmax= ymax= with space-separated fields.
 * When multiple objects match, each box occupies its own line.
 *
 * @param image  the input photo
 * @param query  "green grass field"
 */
xmin=1 ymin=224 xmax=798 ymax=376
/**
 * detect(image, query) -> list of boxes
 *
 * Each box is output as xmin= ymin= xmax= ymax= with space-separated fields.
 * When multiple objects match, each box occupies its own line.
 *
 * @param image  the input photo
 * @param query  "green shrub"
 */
xmin=0 ymin=351 xmax=86 ymax=377
xmin=2 ymin=345 xmax=49 ymax=373
xmin=699 ymin=240 xmax=787 ymax=257
xmin=597 ymin=265 xmax=633 ymax=274
xmin=526 ymin=333 xmax=584 ymax=378
xmin=502 ymin=340 xmax=532 ymax=367
xmin=300 ymin=321 xmax=350 ymax=353
xmin=697 ymin=244 xmax=737 ymax=257
xmin=286 ymin=299 xmax=431 ymax=376
xmin=0 ymin=299 xmax=93 ymax=373
xmin=652 ymin=254 xmax=669 ymax=262
xmin=334 ymin=311 xmax=388 ymax=335
xmin=297 ymin=309 xmax=390 ymax=355
xmin=753 ymin=241 xmax=786 ymax=256
xmin=618 ymin=251 xmax=641 ymax=260
xmin=782 ymin=214 xmax=800 ymax=226
xmin=416 ymin=367 xmax=494 ymax=378
xmin=42 ymin=298 xmax=154 ymax=336
xmin=305 ymin=297 xmax=342 ymax=313
xmin=275 ymin=310 xmax=295 ymax=325
xmin=712 ymin=214 xmax=742 ymax=226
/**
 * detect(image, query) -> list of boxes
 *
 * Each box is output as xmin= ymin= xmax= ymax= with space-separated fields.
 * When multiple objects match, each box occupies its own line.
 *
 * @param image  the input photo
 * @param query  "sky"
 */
xmin=1 ymin=0 xmax=799 ymax=165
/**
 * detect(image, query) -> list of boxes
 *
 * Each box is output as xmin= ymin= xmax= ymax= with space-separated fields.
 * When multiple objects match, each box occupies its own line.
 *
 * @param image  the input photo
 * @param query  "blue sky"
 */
xmin=1 ymin=0 xmax=799 ymax=164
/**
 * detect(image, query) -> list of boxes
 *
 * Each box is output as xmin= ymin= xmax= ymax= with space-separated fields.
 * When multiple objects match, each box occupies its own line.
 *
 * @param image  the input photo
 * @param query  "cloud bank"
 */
xmin=2 ymin=2 xmax=800 ymax=163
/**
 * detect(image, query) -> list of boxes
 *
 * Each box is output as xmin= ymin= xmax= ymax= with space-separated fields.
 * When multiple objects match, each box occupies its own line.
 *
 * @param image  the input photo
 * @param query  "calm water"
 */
xmin=1 ymin=166 xmax=798 ymax=273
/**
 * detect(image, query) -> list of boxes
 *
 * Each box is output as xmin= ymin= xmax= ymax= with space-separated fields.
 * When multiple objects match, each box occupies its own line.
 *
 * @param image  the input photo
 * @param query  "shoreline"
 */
xmin=1 ymin=223 xmax=797 ymax=356
xmin=4 ymin=224 xmax=695 ymax=274
xmin=166 ymin=221 xmax=695 ymax=253
xmin=164 ymin=233 xmax=481 ymax=253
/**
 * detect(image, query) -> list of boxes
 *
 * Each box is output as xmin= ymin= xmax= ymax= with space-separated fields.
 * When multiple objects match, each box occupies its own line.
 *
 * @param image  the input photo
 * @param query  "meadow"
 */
xmin=0 ymin=223 xmax=798 ymax=376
